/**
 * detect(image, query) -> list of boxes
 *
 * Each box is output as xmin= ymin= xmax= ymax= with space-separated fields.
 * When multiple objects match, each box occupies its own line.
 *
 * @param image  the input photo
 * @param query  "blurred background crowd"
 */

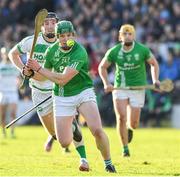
xmin=0 ymin=0 xmax=180 ymax=127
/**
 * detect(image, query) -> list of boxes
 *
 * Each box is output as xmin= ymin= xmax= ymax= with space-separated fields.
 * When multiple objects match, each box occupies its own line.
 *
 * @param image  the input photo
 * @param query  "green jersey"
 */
xmin=104 ymin=41 xmax=151 ymax=87
xmin=44 ymin=41 xmax=93 ymax=96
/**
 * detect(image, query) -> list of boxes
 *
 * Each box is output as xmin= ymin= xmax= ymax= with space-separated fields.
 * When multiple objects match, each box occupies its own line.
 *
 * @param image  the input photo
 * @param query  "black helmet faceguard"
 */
xmin=45 ymin=33 xmax=56 ymax=39
xmin=44 ymin=12 xmax=59 ymax=39
xmin=46 ymin=12 xmax=59 ymax=22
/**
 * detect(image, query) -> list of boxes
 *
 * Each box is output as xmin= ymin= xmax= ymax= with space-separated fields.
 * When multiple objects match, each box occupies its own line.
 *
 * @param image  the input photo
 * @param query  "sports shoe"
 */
xmin=105 ymin=164 xmax=117 ymax=173
xmin=72 ymin=119 xmax=82 ymax=142
xmin=128 ymin=128 xmax=133 ymax=143
xmin=79 ymin=159 xmax=89 ymax=171
xmin=44 ymin=136 xmax=54 ymax=152
xmin=123 ymin=150 xmax=130 ymax=157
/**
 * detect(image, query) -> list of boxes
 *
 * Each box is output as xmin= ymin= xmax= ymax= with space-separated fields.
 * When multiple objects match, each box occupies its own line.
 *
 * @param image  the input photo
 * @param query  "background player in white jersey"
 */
xmin=99 ymin=24 xmax=160 ymax=157
xmin=8 ymin=13 xmax=88 ymax=169
xmin=0 ymin=47 xmax=20 ymax=138
xmin=8 ymin=12 xmax=58 ymax=151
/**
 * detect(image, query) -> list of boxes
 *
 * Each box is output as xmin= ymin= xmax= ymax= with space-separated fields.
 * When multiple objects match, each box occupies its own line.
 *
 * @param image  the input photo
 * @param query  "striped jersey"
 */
xmin=0 ymin=62 xmax=19 ymax=92
xmin=16 ymin=32 xmax=55 ymax=92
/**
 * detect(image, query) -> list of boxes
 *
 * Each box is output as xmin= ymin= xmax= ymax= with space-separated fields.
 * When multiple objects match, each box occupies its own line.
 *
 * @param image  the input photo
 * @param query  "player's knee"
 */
xmin=92 ymin=128 xmax=104 ymax=139
xmin=117 ymin=114 xmax=126 ymax=124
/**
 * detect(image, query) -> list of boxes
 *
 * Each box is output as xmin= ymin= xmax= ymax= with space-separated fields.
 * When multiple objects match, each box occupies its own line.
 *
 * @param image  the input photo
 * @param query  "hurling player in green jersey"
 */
xmin=8 ymin=13 xmax=88 ymax=167
xmin=99 ymin=24 xmax=160 ymax=157
xmin=27 ymin=20 xmax=116 ymax=173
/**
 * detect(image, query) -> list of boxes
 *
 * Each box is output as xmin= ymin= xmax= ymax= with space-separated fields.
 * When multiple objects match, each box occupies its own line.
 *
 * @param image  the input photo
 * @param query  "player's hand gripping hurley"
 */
xmin=20 ymin=9 xmax=48 ymax=89
xmin=114 ymin=79 xmax=174 ymax=92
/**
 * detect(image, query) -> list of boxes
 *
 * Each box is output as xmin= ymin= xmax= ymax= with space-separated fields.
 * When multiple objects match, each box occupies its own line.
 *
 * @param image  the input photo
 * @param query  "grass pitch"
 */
xmin=0 ymin=126 xmax=180 ymax=176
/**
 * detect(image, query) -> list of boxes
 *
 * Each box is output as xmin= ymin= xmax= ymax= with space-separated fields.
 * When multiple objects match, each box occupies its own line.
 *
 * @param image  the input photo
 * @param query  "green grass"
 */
xmin=0 ymin=126 xmax=180 ymax=176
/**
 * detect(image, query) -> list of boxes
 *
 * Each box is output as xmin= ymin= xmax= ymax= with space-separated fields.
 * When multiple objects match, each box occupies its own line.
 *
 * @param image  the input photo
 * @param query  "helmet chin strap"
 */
xmin=61 ymin=46 xmax=71 ymax=50
xmin=45 ymin=33 xmax=55 ymax=39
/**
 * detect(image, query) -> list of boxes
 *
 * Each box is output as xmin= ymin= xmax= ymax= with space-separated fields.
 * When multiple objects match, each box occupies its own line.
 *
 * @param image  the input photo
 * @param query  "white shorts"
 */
xmin=53 ymin=88 xmax=97 ymax=117
xmin=0 ymin=91 xmax=18 ymax=105
xmin=31 ymin=89 xmax=53 ymax=117
xmin=112 ymin=89 xmax=145 ymax=108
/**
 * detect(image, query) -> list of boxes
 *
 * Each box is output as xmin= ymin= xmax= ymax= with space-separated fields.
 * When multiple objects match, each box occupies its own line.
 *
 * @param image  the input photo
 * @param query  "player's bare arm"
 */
xmin=98 ymin=58 xmax=114 ymax=93
xmin=27 ymin=58 xmax=78 ymax=86
xmin=8 ymin=46 xmax=25 ymax=72
xmin=8 ymin=46 xmax=47 ymax=81
xmin=147 ymin=56 xmax=160 ymax=84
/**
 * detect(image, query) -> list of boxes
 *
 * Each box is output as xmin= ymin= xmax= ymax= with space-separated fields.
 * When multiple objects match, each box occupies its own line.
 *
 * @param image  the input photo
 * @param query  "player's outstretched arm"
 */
xmin=27 ymin=59 xmax=78 ymax=85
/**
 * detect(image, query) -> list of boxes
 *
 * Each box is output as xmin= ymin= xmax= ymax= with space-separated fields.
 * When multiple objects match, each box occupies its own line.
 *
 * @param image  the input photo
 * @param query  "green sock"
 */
xmin=123 ymin=145 xmax=129 ymax=153
xmin=104 ymin=159 xmax=112 ymax=167
xmin=76 ymin=145 xmax=86 ymax=159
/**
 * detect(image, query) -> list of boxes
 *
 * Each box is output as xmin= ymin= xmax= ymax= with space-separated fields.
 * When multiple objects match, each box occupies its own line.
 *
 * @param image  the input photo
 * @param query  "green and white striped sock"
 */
xmin=104 ymin=159 xmax=112 ymax=167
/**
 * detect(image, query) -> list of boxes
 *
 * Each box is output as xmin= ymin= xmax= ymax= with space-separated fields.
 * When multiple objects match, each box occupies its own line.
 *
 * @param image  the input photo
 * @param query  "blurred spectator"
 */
xmin=160 ymin=49 xmax=180 ymax=81
xmin=141 ymin=91 xmax=172 ymax=127
xmin=0 ymin=47 xmax=20 ymax=138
